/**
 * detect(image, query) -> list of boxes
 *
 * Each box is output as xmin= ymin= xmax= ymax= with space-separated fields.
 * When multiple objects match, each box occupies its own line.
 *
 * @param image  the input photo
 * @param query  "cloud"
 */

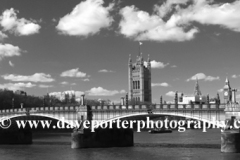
xmin=119 ymin=0 xmax=240 ymax=42
xmin=0 ymin=82 xmax=36 ymax=91
xmin=60 ymin=81 xmax=68 ymax=85
xmin=232 ymin=74 xmax=240 ymax=78
xmin=60 ymin=68 xmax=89 ymax=78
xmin=9 ymin=61 xmax=14 ymax=67
xmin=56 ymin=0 xmax=114 ymax=37
xmin=171 ymin=65 xmax=177 ymax=68
xmin=0 ymin=8 xmax=41 ymax=36
xmin=83 ymin=78 xmax=90 ymax=82
xmin=187 ymin=73 xmax=220 ymax=81
xmin=119 ymin=5 xmax=198 ymax=42
xmin=166 ymin=91 xmax=176 ymax=97
xmin=0 ymin=31 xmax=7 ymax=40
xmin=218 ymin=88 xmax=224 ymax=93
xmin=2 ymin=73 xmax=54 ymax=82
xmin=38 ymin=84 xmax=53 ymax=88
xmin=166 ymin=90 xmax=182 ymax=97
xmin=144 ymin=60 xmax=169 ymax=69
xmin=0 ymin=43 xmax=21 ymax=60
xmin=86 ymin=87 xmax=124 ymax=96
xmin=98 ymin=69 xmax=114 ymax=73
xmin=152 ymin=82 xmax=170 ymax=87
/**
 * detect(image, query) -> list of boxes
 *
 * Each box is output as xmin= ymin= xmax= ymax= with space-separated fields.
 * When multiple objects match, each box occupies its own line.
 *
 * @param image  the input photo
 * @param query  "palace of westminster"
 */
xmin=127 ymin=52 xmax=238 ymax=105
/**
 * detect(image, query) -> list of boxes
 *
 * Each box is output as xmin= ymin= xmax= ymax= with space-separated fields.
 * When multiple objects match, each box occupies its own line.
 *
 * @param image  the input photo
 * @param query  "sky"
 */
xmin=0 ymin=0 xmax=240 ymax=103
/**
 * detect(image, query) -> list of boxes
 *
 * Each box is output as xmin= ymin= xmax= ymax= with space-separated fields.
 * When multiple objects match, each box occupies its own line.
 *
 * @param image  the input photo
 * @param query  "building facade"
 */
xmin=128 ymin=53 xmax=152 ymax=103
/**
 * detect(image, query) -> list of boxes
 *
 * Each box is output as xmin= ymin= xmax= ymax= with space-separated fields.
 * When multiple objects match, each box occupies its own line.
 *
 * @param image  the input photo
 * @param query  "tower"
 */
xmin=194 ymin=78 xmax=202 ymax=96
xmin=223 ymin=77 xmax=232 ymax=104
xmin=128 ymin=53 xmax=152 ymax=103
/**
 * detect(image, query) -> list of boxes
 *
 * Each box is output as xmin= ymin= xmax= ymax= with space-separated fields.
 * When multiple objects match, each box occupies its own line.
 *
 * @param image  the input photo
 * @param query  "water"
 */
xmin=0 ymin=129 xmax=240 ymax=160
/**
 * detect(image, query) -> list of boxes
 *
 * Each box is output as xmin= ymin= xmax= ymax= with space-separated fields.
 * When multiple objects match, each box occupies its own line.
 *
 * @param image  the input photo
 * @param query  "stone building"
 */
xmin=128 ymin=53 xmax=152 ymax=103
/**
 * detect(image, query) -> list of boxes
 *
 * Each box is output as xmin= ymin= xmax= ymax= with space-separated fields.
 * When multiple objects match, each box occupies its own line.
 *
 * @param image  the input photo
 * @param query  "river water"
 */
xmin=0 ymin=129 xmax=240 ymax=160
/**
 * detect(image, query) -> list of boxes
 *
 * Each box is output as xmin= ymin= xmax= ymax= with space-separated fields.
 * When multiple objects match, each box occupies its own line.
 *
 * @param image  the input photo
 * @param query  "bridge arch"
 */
xmin=0 ymin=114 xmax=78 ymax=128
xmin=94 ymin=113 xmax=225 ymax=128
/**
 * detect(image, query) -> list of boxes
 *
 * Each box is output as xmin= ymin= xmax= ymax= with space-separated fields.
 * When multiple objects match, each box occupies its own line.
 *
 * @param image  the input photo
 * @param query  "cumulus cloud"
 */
xmin=152 ymin=82 xmax=170 ymax=87
xmin=0 ymin=8 xmax=41 ymax=36
xmin=98 ymin=69 xmax=114 ymax=73
xmin=144 ymin=60 xmax=169 ymax=69
xmin=218 ymin=88 xmax=224 ymax=93
xmin=60 ymin=68 xmax=89 ymax=78
xmin=0 ymin=43 xmax=21 ymax=60
xmin=86 ymin=87 xmax=125 ymax=96
xmin=2 ymin=73 xmax=54 ymax=82
xmin=187 ymin=73 xmax=220 ymax=81
xmin=0 ymin=82 xmax=36 ymax=91
xmin=56 ymin=0 xmax=114 ymax=37
xmin=9 ymin=61 xmax=14 ymax=67
xmin=119 ymin=0 xmax=240 ymax=42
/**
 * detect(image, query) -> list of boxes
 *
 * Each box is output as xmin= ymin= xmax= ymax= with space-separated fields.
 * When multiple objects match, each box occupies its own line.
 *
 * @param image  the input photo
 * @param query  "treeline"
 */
xmin=0 ymin=89 xmax=115 ymax=109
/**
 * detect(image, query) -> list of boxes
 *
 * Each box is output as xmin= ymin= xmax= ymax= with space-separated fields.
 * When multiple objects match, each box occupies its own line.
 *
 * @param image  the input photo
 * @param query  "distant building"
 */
xmin=49 ymin=90 xmax=76 ymax=102
xmin=223 ymin=78 xmax=237 ymax=104
xmin=128 ymin=53 xmax=152 ymax=103
xmin=178 ymin=79 xmax=207 ymax=104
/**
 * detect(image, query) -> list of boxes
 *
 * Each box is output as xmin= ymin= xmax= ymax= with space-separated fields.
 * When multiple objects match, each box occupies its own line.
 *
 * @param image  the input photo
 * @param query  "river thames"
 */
xmin=0 ymin=129 xmax=240 ymax=160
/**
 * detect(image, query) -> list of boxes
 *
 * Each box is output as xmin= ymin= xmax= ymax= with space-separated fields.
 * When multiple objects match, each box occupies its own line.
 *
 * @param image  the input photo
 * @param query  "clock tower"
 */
xmin=223 ymin=77 xmax=231 ymax=104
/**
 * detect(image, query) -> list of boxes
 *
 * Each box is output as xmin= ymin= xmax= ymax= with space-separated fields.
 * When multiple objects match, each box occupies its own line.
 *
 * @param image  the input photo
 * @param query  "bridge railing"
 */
xmin=0 ymin=103 xmax=226 ymax=115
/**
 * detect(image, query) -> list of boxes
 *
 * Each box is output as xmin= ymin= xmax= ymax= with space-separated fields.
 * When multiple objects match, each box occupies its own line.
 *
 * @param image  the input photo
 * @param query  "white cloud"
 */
xmin=60 ymin=81 xmax=68 ymax=85
xmin=171 ymin=65 xmax=177 ymax=68
xmin=166 ymin=91 xmax=176 ymax=97
xmin=152 ymin=82 xmax=170 ymax=87
xmin=144 ymin=60 xmax=169 ymax=69
xmin=218 ymin=88 xmax=224 ymax=93
xmin=166 ymin=90 xmax=182 ymax=97
xmin=9 ymin=61 xmax=14 ymax=67
xmin=119 ymin=5 xmax=198 ymax=42
xmin=2 ymin=73 xmax=54 ymax=82
xmin=86 ymin=87 xmax=124 ymax=96
xmin=56 ymin=0 xmax=114 ymax=37
xmin=0 ymin=43 xmax=21 ymax=60
xmin=119 ymin=0 xmax=240 ymax=42
xmin=232 ymin=74 xmax=240 ymax=78
xmin=98 ymin=69 xmax=114 ymax=73
xmin=0 ymin=31 xmax=7 ymax=40
xmin=0 ymin=8 xmax=41 ymax=36
xmin=187 ymin=73 xmax=220 ymax=81
xmin=83 ymin=78 xmax=90 ymax=82
xmin=39 ymin=84 xmax=53 ymax=88
xmin=0 ymin=82 xmax=36 ymax=91
xmin=60 ymin=68 xmax=89 ymax=78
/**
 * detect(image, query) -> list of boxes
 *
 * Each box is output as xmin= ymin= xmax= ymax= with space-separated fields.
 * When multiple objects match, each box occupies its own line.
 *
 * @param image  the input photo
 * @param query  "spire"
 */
xmin=194 ymin=77 xmax=202 ymax=96
xmin=128 ymin=54 xmax=132 ymax=65
xmin=224 ymin=77 xmax=231 ymax=89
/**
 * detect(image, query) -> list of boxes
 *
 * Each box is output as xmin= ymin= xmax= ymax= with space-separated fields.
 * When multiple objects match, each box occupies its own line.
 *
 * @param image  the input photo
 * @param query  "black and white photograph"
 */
xmin=1 ymin=0 xmax=240 ymax=159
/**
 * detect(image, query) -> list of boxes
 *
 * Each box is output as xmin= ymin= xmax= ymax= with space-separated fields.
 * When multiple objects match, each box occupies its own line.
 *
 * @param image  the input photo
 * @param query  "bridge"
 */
xmin=0 ymin=103 xmax=227 ymax=127
xmin=1 ymin=101 xmax=240 ymax=152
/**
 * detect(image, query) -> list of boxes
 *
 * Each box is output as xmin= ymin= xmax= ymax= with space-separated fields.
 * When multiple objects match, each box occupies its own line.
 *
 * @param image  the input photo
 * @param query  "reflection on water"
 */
xmin=0 ymin=129 xmax=240 ymax=160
